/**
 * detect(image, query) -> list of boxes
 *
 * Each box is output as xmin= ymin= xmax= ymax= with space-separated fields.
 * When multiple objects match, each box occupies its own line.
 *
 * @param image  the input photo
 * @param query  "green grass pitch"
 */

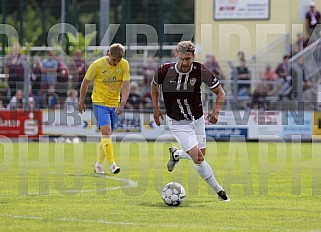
xmin=1 ymin=141 xmax=321 ymax=231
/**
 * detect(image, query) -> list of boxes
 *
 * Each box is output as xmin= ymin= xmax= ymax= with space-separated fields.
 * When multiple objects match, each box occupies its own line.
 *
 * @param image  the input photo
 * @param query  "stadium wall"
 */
xmin=1 ymin=109 xmax=320 ymax=141
xmin=40 ymin=109 xmax=321 ymax=141
xmin=194 ymin=0 xmax=318 ymax=61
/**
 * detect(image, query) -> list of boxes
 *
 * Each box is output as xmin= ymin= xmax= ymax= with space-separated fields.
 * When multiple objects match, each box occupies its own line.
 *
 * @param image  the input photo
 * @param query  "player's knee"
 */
xmin=196 ymin=154 xmax=204 ymax=163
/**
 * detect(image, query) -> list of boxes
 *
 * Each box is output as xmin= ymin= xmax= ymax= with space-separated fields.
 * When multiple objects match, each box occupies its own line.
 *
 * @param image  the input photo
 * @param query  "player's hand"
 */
xmin=116 ymin=102 xmax=125 ymax=115
xmin=208 ymin=111 xmax=219 ymax=124
xmin=153 ymin=107 xmax=163 ymax=126
xmin=79 ymin=102 xmax=86 ymax=114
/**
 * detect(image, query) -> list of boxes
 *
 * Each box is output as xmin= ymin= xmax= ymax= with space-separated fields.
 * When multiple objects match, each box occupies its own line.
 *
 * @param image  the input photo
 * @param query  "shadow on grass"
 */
xmin=139 ymin=199 xmax=213 ymax=208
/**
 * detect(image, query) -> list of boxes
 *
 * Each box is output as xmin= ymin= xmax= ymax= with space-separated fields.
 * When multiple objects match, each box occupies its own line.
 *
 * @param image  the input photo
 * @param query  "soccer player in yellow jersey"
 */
xmin=79 ymin=43 xmax=130 ymax=174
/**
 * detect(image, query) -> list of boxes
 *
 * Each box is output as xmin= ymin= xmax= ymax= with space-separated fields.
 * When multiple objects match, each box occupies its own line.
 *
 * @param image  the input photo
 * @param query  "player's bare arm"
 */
xmin=116 ymin=80 xmax=130 ymax=115
xmin=151 ymin=81 xmax=163 ymax=126
xmin=208 ymin=85 xmax=225 ymax=124
xmin=78 ymin=78 xmax=90 ymax=114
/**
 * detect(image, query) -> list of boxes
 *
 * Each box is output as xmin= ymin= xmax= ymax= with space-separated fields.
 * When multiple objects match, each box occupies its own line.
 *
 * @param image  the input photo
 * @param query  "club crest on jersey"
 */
xmin=190 ymin=78 xmax=196 ymax=86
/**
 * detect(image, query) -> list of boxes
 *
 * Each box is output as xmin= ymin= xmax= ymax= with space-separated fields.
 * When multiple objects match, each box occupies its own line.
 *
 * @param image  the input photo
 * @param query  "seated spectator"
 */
xmin=28 ymin=96 xmax=36 ymax=111
xmin=274 ymin=55 xmax=292 ymax=100
xmin=6 ymin=89 xmax=23 ymax=110
xmin=249 ymin=84 xmax=268 ymax=110
xmin=64 ymin=89 xmax=79 ymax=111
xmin=0 ymin=99 xmax=6 ymax=110
xmin=142 ymin=92 xmax=153 ymax=109
xmin=260 ymin=64 xmax=276 ymax=93
xmin=125 ymin=82 xmax=143 ymax=110
xmin=260 ymin=64 xmax=276 ymax=81
xmin=42 ymin=86 xmax=60 ymax=109
xmin=275 ymin=55 xmax=291 ymax=79
xmin=0 ymin=77 xmax=8 ymax=101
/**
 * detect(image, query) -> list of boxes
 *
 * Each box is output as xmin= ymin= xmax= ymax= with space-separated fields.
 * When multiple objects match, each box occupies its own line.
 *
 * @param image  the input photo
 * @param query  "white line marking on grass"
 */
xmin=0 ymin=214 xmax=144 ymax=227
xmin=0 ymin=214 xmax=294 ymax=231
xmin=25 ymin=172 xmax=138 ymax=195
xmin=56 ymin=217 xmax=144 ymax=226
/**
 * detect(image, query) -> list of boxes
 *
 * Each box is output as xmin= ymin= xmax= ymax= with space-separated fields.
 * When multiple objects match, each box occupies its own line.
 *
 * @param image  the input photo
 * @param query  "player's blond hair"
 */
xmin=176 ymin=41 xmax=195 ymax=54
xmin=108 ymin=43 xmax=125 ymax=59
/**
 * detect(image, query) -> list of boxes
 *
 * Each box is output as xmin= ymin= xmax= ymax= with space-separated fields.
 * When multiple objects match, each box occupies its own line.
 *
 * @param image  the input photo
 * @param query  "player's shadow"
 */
xmin=139 ymin=199 xmax=213 ymax=208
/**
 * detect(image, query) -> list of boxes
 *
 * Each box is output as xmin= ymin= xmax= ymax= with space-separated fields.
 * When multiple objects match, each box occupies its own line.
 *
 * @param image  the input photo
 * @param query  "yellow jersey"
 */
xmin=85 ymin=56 xmax=130 ymax=107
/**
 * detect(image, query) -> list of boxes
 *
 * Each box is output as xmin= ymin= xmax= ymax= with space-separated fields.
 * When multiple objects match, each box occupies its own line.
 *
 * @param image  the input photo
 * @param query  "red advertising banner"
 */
xmin=0 ymin=111 xmax=42 ymax=137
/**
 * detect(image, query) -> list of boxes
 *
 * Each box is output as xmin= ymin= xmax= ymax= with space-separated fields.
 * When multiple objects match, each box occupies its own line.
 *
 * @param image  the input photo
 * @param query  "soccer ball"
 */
xmin=161 ymin=182 xmax=186 ymax=206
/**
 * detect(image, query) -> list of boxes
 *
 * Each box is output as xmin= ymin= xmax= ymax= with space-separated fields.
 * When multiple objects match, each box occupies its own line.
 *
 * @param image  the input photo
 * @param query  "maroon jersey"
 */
xmin=153 ymin=61 xmax=220 ymax=121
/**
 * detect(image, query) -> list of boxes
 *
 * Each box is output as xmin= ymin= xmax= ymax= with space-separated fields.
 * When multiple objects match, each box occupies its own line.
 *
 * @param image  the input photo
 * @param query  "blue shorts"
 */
xmin=92 ymin=104 xmax=118 ymax=131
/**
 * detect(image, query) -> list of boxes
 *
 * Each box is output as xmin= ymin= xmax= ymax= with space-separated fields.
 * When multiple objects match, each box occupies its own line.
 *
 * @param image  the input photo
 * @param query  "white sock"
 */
xmin=194 ymin=160 xmax=223 ymax=193
xmin=174 ymin=150 xmax=192 ymax=160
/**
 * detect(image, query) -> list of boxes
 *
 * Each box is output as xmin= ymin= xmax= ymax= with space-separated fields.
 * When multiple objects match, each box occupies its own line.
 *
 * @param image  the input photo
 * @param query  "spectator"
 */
xmin=292 ymin=32 xmax=309 ymax=56
xmin=237 ymin=51 xmax=246 ymax=61
xmin=204 ymin=54 xmax=226 ymax=83
xmin=236 ymin=59 xmax=251 ymax=97
xmin=291 ymin=56 xmax=315 ymax=102
xmin=275 ymin=55 xmax=291 ymax=80
xmin=64 ymin=89 xmax=79 ymax=111
xmin=69 ymin=48 xmax=86 ymax=90
xmin=41 ymin=50 xmax=58 ymax=108
xmin=312 ymin=30 xmax=321 ymax=68
xmin=142 ymin=58 xmax=156 ymax=88
xmin=273 ymin=55 xmax=292 ymax=100
xmin=6 ymin=89 xmax=23 ymax=110
xmin=125 ymin=81 xmax=143 ymax=110
xmin=4 ymin=43 xmax=26 ymax=97
xmin=0 ymin=78 xmax=8 ymax=102
xmin=45 ymin=86 xmax=61 ymax=109
xmin=203 ymin=54 xmax=225 ymax=109
xmin=142 ymin=91 xmax=153 ymax=109
xmin=305 ymin=2 xmax=321 ymax=40
xmin=56 ymin=54 xmax=69 ymax=100
xmin=28 ymin=96 xmax=36 ymax=111
xmin=0 ymin=99 xmax=6 ymax=110
xmin=31 ymin=56 xmax=42 ymax=108
xmin=250 ymin=84 xmax=268 ymax=110
xmin=259 ymin=64 xmax=276 ymax=93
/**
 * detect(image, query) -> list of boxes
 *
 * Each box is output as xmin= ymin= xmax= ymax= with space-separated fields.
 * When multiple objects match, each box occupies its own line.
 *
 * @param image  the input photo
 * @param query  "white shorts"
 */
xmin=166 ymin=115 xmax=206 ymax=152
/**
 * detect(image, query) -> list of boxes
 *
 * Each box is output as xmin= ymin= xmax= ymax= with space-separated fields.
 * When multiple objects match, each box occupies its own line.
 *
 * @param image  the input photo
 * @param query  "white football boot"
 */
xmin=110 ymin=163 xmax=120 ymax=174
xmin=167 ymin=147 xmax=179 ymax=172
xmin=94 ymin=162 xmax=105 ymax=174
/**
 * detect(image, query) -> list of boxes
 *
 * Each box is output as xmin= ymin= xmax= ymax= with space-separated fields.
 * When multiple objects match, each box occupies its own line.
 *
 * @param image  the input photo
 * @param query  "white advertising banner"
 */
xmin=248 ymin=111 xmax=282 ymax=139
xmin=205 ymin=111 xmax=248 ymax=139
xmin=214 ymin=0 xmax=270 ymax=20
xmin=42 ymin=109 xmax=173 ymax=139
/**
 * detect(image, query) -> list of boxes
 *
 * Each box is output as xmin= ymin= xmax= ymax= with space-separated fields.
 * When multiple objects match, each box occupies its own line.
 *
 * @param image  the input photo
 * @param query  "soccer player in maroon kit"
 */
xmin=151 ymin=41 xmax=230 ymax=201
